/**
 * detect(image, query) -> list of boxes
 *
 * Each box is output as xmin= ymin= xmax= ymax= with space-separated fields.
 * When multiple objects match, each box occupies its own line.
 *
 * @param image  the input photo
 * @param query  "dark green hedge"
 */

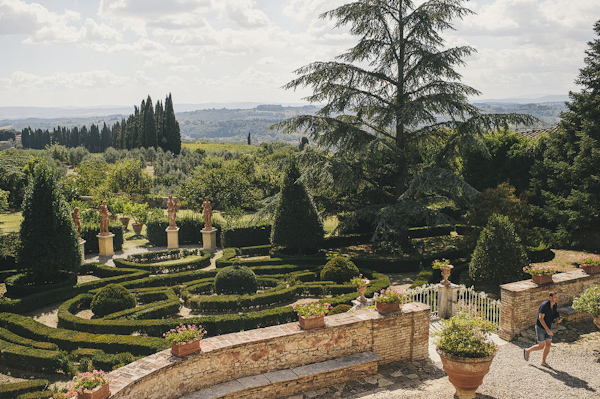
xmin=0 ymin=337 xmax=64 ymax=372
xmin=0 ymin=312 xmax=167 ymax=356
xmin=5 ymin=272 xmax=77 ymax=298
xmin=81 ymin=223 xmax=124 ymax=254
xmin=0 ymin=380 xmax=49 ymax=399
xmin=146 ymin=214 xmax=222 ymax=247
xmin=16 ymin=391 xmax=53 ymax=399
xmin=239 ymin=245 xmax=271 ymax=256
xmin=113 ymin=252 xmax=211 ymax=274
xmin=0 ymin=327 xmax=58 ymax=350
xmin=222 ymin=225 xmax=271 ymax=248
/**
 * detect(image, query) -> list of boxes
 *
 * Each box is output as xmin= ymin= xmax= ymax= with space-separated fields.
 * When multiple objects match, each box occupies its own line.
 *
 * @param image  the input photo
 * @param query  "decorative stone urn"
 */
xmin=532 ymin=274 xmax=553 ymax=285
xmin=375 ymin=302 xmax=400 ymax=314
xmin=437 ymin=349 xmax=495 ymax=399
xmin=440 ymin=265 xmax=454 ymax=286
xmin=77 ymin=383 xmax=110 ymax=399
xmin=171 ymin=339 xmax=201 ymax=357
xmin=582 ymin=265 xmax=600 ymax=275
xmin=357 ymin=287 xmax=368 ymax=303
xmin=298 ymin=315 xmax=325 ymax=330
xmin=132 ymin=222 xmax=143 ymax=235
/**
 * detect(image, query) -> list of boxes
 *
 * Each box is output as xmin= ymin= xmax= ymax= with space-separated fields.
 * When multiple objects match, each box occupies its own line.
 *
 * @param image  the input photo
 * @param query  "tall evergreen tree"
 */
xmin=274 ymin=0 xmax=533 ymax=238
xmin=143 ymin=95 xmax=157 ymax=148
xmin=271 ymin=159 xmax=324 ymax=253
xmin=155 ymin=100 xmax=166 ymax=150
xmin=19 ymin=161 xmax=81 ymax=279
xmin=530 ymin=20 xmax=600 ymax=239
xmin=164 ymin=93 xmax=181 ymax=154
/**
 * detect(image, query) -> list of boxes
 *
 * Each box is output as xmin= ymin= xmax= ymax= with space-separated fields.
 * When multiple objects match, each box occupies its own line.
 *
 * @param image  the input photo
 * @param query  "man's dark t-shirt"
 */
xmin=536 ymin=299 xmax=559 ymax=329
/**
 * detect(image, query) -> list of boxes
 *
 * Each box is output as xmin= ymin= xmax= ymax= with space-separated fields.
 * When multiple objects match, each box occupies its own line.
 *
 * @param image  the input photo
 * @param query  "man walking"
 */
xmin=524 ymin=291 xmax=560 ymax=369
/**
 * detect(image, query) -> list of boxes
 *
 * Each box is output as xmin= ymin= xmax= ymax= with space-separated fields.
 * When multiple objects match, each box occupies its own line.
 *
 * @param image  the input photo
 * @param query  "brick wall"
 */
xmin=499 ymin=270 xmax=600 ymax=341
xmin=109 ymin=304 xmax=430 ymax=399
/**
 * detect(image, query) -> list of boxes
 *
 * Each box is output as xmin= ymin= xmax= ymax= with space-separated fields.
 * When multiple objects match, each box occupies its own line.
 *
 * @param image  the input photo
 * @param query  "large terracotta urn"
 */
xmin=438 ymin=349 xmax=495 ymax=399
xmin=120 ymin=217 xmax=130 ymax=229
xmin=132 ymin=222 xmax=143 ymax=235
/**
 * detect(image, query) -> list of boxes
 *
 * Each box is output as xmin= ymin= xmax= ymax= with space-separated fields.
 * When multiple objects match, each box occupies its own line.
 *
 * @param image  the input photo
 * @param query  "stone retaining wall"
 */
xmin=499 ymin=270 xmax=600 ymax=341
xmin=108 ymin=304 xmax=430 ymax=399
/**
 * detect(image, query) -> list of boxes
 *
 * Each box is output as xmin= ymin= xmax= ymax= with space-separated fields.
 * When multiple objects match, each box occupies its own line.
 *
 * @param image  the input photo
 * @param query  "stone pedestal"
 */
xmin=201 ymin=228 xmax=218 ymax=250
xmin=438 ymin=283 xmax=459 ymax=319
xmin=79 ymin=240 xmax=86 ymax=263
xmin=97 ymin=233 xmax=115 ymax=256
xmin=166 ymin=227 xmax=180 ymax=249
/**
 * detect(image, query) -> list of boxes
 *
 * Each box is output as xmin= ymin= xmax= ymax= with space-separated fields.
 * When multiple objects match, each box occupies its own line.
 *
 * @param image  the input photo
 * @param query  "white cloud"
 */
xmin=214 ymin=0 xmax=270 ymax=29
xmin=0 ymin=70 xmax=131 ymax=90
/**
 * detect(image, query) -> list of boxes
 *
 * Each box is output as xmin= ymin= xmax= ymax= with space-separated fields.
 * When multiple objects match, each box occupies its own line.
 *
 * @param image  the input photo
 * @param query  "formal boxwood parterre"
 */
xmin=113 ymin=251 xmax=211 ymax=273
xmin=0 ymin=380 xmax=49 ymax=399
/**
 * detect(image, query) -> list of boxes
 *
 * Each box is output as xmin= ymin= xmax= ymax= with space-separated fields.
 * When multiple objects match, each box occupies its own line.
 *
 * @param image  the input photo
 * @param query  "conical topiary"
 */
xmin=19 ymin=161 xmax=81 ymax=280
xmin=469 ymin=213 xmax=528 ymax=285
xmin=271 ymin=159 xmax=324 ymax=253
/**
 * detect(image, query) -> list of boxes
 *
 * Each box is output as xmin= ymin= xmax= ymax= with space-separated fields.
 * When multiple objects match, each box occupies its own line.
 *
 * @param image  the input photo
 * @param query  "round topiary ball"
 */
xmin=320 ymin=256 xmax=359 ymax=284
xmin=329 ymin=304 xmax=352 ymax=315
xmin=214 ymin=264 xmax=258 ymax=295
xmin=91 ymin=283 xmax=136 ymax=317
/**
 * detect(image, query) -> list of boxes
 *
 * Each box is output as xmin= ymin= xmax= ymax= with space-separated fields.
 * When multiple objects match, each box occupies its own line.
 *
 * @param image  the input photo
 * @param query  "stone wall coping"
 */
xmin=500 ymin=269 xmax=591 ymax=293
xmin=109 ymin=304 xmax=430 ymax=396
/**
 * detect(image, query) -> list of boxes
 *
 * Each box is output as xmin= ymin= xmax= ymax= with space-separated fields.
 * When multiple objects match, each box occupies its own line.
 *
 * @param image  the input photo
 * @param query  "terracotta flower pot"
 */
xmin=532 ymin=274 xmax=553 ymax=285
xmin=77 ymin=383 xmax=110 ymax=399
xmin=582 ymin=265 xmax=600 ymax=275
xmin=438 ymin=349 xmax=495 ymax=399
xmin=357 ymin=287 xmax=367 ymax=302
xmin=132 ymin=222 xmax=143 ymax=235
xmin=376 ymin=302 xmax=400 ymax=314
xmin=298 ymin=315 xmax=325 ymax=330
xmin=120 ymin=217 xmax=130 ymax=229
xmin=171 ymin=339 xmax=201 ymax=357
xmin=594 ymin=316 xmax=600 ymax=330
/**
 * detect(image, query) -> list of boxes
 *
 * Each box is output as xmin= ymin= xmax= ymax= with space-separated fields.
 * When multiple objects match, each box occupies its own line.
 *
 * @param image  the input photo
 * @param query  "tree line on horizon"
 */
xmin=20 ymin=94 xmax=181 ymax=154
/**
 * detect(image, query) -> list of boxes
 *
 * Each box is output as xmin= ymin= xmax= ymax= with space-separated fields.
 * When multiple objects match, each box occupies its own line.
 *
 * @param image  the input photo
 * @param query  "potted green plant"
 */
xmin=523 ymin=263 xmax=558 ymax=285
xmin=128 ymin=202 xmax=149 ymax=235
xmin=351 ymin=274 xmax=370 ymax=302
xmin=164 ymin=323 xmax=207 ymax=357
xmin=292 ymin=300 xmax=332 ymax=330
xmin=434 ymin=311 xmax=498 ymax=399
xmin=432 ymin=258 xmax=453 ymax=286
xmin=572 ymin=285 xmax=600 ymax=330
xmin=120 ymin=199 xmax=134 ymax=229
xmin=68 ymin=370 xmax=111 ymax=399
xmin=373 ymin=286 xmax=405 ymax=314
xmin=577 ymin=255 xmax=600 ymax=275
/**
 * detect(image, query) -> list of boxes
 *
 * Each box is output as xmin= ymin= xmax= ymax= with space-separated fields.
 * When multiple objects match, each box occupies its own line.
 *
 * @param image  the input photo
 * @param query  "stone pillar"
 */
xmin=201 ymin=228 xmax=217 ymax=250
xmin=438 ymin=283 xmax=459 ymax=319
xmin=97 ymin=234 xmax=115 ymax=256
xmin=166 ymin=227 xmax=179 ymax=249
xmin=79 ymin=240 xmax=86 ymax=263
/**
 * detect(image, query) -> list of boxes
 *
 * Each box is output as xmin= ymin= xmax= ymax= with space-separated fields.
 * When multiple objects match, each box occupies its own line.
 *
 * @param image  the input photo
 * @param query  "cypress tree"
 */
xmin=271 ymin=159 xmax=324 ymax=253
xmin=19 ymin=161 xmax=81 ymax=280
xmin=155 ymin=100 xmax=166 ymax=150
xmin=164 ymin=93 xmax=181 ymax=154
xmin=143 ymin=95 xmax=157 ymax=148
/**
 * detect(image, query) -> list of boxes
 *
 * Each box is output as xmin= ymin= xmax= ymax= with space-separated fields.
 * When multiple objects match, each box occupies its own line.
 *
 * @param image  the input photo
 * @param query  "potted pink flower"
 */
xmin=373 ymin=286 xmax=405 ymax=314
xmin=577 ymin=255 xmax=600 ymax=275
xmin=351 ymin=274 xmax=370 ymax=302
xmin=292 ymin=300 xmax=332 ymax=330
xmin=164 ymin=323 xmax=207 ymax=357
xmin=523 ymin=264 xmax=558 ymax=285
xmin=68 ymin=370 xmax=111 ymax=399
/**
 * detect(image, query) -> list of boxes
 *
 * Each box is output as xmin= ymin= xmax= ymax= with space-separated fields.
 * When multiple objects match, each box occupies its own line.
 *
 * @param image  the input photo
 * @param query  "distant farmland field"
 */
xmin=182 ymin=142 xmax=258 ymax=153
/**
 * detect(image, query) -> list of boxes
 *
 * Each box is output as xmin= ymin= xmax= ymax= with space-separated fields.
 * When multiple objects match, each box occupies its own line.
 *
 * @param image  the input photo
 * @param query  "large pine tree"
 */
xmin=19 ymin=161 xmax=81 ymax=279
xmin=530 ymin=20 xmax=600 ymax=241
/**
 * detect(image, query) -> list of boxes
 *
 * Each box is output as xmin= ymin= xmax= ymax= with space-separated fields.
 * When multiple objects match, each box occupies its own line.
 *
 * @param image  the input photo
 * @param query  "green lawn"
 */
xmin=0 ymin=211 xmax=22 ymax=233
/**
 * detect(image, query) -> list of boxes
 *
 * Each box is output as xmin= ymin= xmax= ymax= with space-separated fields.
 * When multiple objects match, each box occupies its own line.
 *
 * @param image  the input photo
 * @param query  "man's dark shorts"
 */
xmin=535 ymin=324 xmax=552 ymax=342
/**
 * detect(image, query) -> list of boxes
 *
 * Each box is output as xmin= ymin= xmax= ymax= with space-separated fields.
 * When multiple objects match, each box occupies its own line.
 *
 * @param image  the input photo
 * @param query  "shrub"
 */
xmin=0 ymin=379 xmax=49 ymax=399
xmin=0 ymin=232 xmax=19 ymax=271
xmin=329 ymin=304 xmax=352 ymax=315
xmin=271 ymin=159 xmax=324 ymax=253
xmin=572 ymin=285 xmax=600 ymax=317
xmin=214 ymin=265 xmax=258 ymax=295
xmin=90 ymin=284 xmax=136 ymax=317
xmin=18 ymin=161 xmax=81 ymax=278
xmin=469 ymin=213 xmax=529 ymax=285
xmin=5 ymin=272 xmax=77 ymax=298
xmin=434 ymin=311 xmax=498 ymax=358
xmin=320 ymin=256 xmax=359 ymax=284
xmin=223 ymin=225 xmax=271 ymax=247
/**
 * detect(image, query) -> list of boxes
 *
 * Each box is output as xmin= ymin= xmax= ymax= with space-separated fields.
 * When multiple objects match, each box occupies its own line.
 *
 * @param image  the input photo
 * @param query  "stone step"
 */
xmin=180 ymin=351 xmax=381 ymax=399
xmin=558 ymin=306 xmax=593 ymax=323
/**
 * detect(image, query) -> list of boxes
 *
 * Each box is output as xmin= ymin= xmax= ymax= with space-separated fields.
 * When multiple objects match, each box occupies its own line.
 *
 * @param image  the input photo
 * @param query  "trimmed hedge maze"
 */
xmin=0 ymin=246 xmax=402 ymax=394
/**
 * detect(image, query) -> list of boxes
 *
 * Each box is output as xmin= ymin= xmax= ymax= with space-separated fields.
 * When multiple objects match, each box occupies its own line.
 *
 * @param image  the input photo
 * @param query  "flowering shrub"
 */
xmin=68 ymin=370 xmax=111 ymax=395
xmin=163 ymin=323 xmax=207 ymax=344
xmin=373 ymin=286 xmax=405 ymax=304
xmin=577 ymin=255 xmax=600 ymax=268
xmin=435 ymin=311 xmax=498 ymax=358
xmin=523 ymin=264 xmax=558 ymax=276
xmin=350 ymin=274 xmax=370 ymax=289
xmin=292 ymin=300 xmax=332 ymax=318
xmin=432 ymin=258 xmax=452 ymax=269
xmin=572 ymin=285 xmax=600 ymax=317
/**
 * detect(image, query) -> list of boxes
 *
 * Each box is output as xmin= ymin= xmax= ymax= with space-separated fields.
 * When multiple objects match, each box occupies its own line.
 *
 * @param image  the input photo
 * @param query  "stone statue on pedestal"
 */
xmin=99 ymin=200 xmax=110 ymax=236
xmin=72 ymin=207 xmax=82 ymax=242
xmin=202 ymin=196 xmax=213 ymax=231
xmin=167 ymin=195 xmax=179 ymax=230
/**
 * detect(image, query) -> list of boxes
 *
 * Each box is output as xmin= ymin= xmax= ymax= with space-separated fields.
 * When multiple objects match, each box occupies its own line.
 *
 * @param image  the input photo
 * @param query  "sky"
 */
xmin=1 ymin=0 xmax=599 ymax=108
